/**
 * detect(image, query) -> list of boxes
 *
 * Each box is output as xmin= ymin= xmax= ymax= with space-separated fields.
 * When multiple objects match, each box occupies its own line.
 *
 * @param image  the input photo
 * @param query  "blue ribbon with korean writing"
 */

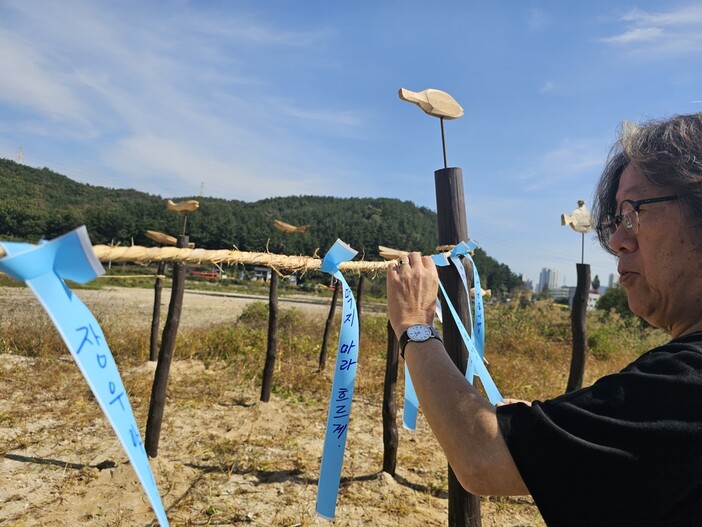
xmin=316 ymin=239 xmax=360 ymax=520
xmin=0 ymin=227 xmax=169 ymax=527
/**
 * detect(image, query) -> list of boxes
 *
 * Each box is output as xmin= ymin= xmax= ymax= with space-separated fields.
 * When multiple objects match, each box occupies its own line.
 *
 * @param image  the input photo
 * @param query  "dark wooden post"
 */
xmin=318 ymin=280 xmax=340 ymax=371
xmin=382 ymin=320 xmax=399 ymax=475
xmin=149 ymin=261 xmax=166 ymax=362
xmin=435 ymin=167 xmax=481 ymax=527
xmin=260 ymin=270 xmax=280 ymax=402
xmin=356 ymin=275 xmax=365 ymax=337
xmin=566 ymin=263 xmax=590 ymax=393
xmin=145 ymin=235 xmax=188 ymax=458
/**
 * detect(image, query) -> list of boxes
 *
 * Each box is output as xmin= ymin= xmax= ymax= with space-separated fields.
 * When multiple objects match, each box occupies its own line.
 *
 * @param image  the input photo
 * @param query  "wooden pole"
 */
xmin=145 ymin=234 xmax=188 ymax=458
xmin=382 ymin=320 xmax=399 ymax=475
xmin=318 ymin=280 xmax=340 ymax=371
xmin=566 ymin=263 xmax=590 ymax=393
xmin=260 ymin=270 xmax=280 ymax=402
xmin=356 ymin=275 xmax=365 ymax=341
xmin=435 ymin=167 xmax=481 ymax=527
xmin=149 ymin=261 xmax=166 ymax=362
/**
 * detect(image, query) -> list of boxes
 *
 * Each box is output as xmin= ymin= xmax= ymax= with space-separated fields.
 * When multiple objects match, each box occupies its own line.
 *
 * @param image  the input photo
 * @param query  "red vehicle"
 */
xmin=189 ymin=269 xmax=220 ymax=279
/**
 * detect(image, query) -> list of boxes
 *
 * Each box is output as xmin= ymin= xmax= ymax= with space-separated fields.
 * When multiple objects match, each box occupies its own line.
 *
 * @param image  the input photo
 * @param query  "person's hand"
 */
xmin=386 ymin=252 xmax=438 ymax=339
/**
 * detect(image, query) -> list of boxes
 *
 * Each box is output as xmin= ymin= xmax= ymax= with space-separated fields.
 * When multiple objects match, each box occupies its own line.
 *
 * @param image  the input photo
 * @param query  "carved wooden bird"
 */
xmin=398 ymin=88 xmax=464 ymax=119
xmin=166 ymin=199 xmax=200 ymax=213
xmin=561 ymin=200 xmax=594 ymax=233
xmin=378 ymin=245 xmax=407 ymax=260
xmin=273 ymin=219 xmax=310 ymax=234
xmin=146 ymin=230 xmax=177 ymax=246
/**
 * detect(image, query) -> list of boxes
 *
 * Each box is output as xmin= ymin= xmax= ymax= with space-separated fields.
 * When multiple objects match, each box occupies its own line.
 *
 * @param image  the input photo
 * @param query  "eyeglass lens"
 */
xmin=619 ymin=201 xmax=637 ymax=234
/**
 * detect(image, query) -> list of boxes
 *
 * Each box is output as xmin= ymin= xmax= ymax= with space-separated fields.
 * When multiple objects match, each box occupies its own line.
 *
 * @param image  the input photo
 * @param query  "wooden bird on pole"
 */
xmin=398 ymin=87 xmax=464 ymax=167
xmin=398 ymin=88 xmax=464 ymax=120
xmin=273 ymin=219 xmax=310 ymax=234
xmin=146 ymin=230 xmax=178 ymax=246
xmin=166 ymin=199 xmax=199 ymax=213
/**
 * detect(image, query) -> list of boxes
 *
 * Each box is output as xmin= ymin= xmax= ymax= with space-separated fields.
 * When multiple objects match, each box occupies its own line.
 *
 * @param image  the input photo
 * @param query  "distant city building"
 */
xmin=551 ymin=285 xmax=571 ymax=300
xmin=567 ymin=288 xmax=602 ymax=311
xmin=608 ymin=273 xmax=617 ymax=288
xmin=588 ymin=292 xmax=602 ymax=311
xmin=521 ymin=274 xmax=533 ymax=292
xmin=537 ymin=268 xmax=559 ymax=293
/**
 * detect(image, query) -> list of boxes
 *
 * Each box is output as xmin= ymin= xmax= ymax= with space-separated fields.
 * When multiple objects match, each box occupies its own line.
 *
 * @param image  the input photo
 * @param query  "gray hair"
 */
xmin=592 ymin=113 xmax=702 ymax=254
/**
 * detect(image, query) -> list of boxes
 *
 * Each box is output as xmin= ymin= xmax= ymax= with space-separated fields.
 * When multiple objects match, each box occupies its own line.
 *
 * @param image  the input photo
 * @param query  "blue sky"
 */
xmin=2 ymin=1 xmax=702 ymax=288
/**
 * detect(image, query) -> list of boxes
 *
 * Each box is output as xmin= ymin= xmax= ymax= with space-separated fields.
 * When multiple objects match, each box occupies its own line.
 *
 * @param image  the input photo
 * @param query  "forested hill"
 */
xmin=0 ymin=158 xmax=523 ymax=292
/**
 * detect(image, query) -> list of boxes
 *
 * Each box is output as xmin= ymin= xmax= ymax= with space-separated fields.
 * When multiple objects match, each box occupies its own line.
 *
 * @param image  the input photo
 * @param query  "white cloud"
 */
xmin=621 ymin=6 xmax=702 ymax=26
xmin=599 ymin=26 xmax=663 ymax=44
xmin=599 ymin=5 xmax=702 ymax=56
xmin=0 ymin=31 xmax=90 ymax=125
xmin=513 ymin=138 xmax=607 ymax=193
xmin=279 ymin=104 xmax=363 ymax=128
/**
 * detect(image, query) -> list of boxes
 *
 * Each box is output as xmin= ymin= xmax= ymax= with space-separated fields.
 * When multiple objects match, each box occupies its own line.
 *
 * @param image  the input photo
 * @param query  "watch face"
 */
xmin=407 ymin=325 xmax=432 ymax=342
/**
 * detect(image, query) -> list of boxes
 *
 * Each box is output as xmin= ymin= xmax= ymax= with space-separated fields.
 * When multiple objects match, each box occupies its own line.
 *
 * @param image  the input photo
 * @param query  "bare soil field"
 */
xmin=0 ymin=286 xmax=544 ymax=527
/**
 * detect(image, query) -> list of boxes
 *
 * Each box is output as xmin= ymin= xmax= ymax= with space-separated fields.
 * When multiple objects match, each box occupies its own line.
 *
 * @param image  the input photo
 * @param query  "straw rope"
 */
xmin=91 ymin=245 xmax=392 ymax=273
xmin=0 ymin=244 xmax=462 ymax=274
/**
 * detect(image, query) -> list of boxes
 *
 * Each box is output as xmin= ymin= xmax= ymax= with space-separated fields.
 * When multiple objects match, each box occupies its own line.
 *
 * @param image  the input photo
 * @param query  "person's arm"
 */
xmin=387 ymin=252 xmax=528 ymax=496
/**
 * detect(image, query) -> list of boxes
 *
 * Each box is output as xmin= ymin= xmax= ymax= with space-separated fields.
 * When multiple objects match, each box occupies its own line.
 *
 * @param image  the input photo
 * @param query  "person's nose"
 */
xmin=609 ymin=223 xmax=638 ymax=254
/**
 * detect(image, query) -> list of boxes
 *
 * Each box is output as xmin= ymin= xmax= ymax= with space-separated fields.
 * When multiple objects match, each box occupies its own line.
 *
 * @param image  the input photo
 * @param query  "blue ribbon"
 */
xmin=316 ymin=240 xmax=360 ymax=520
xmin=402 ymin=247 xmax=501 ymax=429
xmin=432 ymin=252 xmax=502 ymax=404
xmin=0 ymin=227 xmax=169 ymax=527
xmin=403 ymin=242 xmax=500 ymax=430
xmin=447 ymin=242 xmax=485 ymax=382
xmin=402 ymin=361 xmax=419 ymax=430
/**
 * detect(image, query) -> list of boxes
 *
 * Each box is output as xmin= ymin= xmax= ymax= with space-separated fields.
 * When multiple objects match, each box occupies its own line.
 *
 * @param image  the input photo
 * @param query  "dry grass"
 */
xmin=0 ymin=286 xmax=668 ymax=526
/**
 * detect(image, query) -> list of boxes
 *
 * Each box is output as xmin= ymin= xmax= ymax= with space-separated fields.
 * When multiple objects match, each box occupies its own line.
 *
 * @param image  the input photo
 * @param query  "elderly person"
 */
xmin=387 ymin=112 xmax=702 ymax=526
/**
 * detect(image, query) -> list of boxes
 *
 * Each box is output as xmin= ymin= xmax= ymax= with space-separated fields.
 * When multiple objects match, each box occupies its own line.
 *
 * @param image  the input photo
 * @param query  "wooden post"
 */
xmin=145 ymin=235 xmax=188 ymax=458
xmin=318 ymin=280 xmax=340 ymax=371
xmin=149 ymin=261 xmax=166 ymax=362
xmin=435 ymin=167 xmax=481 ymax=527
xmin=260 ymin=270 xmax=280 ymax=402
xmin=382 ymin=320 xmax=399 ymax=475
xmin=566 ymin=263 xmax=590 ymax=393
xmin=356 ymin=275 xmax=365 ymax=338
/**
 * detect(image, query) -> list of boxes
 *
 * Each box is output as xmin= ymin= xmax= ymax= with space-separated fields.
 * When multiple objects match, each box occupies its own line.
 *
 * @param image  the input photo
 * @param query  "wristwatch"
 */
xmin=399 ymin=324 xmax=442 ymax=358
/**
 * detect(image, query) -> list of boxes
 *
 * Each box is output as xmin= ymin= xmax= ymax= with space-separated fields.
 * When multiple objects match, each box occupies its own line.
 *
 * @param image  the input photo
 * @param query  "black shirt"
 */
xmin=496 ymin=332 xmax=702 ymax=526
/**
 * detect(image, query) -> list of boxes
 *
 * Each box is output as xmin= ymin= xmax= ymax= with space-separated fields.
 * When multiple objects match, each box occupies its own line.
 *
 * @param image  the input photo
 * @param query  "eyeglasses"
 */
xmin=598 ymin=195 xmax=678 ymax=252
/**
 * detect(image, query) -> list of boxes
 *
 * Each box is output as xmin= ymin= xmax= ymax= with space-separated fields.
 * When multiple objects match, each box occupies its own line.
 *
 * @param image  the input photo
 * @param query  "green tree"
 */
xmin=0 ymin=157 xmax=526 ymax=295
xmin=592 ymin=274 xmax=601 ymax=292
xmin=595 ymin=283 xmax=640 ymax=321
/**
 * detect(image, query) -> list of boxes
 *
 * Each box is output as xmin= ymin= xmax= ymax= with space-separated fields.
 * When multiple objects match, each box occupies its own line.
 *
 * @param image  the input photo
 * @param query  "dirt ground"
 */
xmin=0 ymin=287 xmax=544 ymax=527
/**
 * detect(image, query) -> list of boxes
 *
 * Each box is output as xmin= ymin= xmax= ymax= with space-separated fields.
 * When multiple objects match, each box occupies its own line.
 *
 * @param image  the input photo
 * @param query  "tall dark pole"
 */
xmin=382 ymin=320 xmax=400 ymax=475
xmin=440 ymin=117 xmax=448 ymax=169
xmin=567 ymin=263 xmax=590 ymax=393
xmin=149 ymin=261 xmax=166 ymax=362
xmin=260 ymin=270 xmax=279 ymax=402
xmin=435 ymin=167 xmax=481 ymax=527
xmin=318 ymin=280 xmax=340 ymax=371
xmin=145 ymin=234 xmax=188 ymax=457
xmin=398 ymin=86 xmax=474 ymax=526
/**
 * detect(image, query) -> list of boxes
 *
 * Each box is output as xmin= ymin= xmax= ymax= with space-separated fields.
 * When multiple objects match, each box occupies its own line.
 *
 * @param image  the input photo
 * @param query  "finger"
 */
xmin=406 ymin=251 xmax=422 ymax=267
